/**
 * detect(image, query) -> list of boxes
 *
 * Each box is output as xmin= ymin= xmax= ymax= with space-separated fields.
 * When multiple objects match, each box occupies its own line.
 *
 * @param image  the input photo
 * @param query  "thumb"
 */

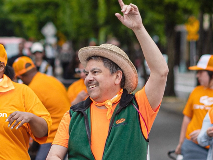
xmin=115 ymin=13 xmax=124 ymax=23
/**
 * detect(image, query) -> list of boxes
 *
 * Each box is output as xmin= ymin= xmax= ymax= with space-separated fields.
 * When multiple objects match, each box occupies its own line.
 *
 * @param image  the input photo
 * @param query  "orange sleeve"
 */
xmin=52 ymin=110 xmax=70 ymax=148
xmin=183 ymin=91 xmax=193 ymax=118
xmin=135 ymin=87 xmax=160 ymax=139
xmin=23 ymin=85 xmax=52 ymax=144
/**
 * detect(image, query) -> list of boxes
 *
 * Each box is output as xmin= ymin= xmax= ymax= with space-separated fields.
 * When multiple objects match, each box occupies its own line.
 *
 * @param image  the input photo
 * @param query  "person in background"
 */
xmin=0 ymin=44 xmax=52 ymax=160
xmin=67 ymin=61 xmax=88 ymax=105
xmin=46 ymin=0 xmax=168 ymax=159
xmin=31 ymin=42 xmax=53 ymax=76
xmin=175 ymin=54 xmax=213 ymax=160
xmin=7 ymin=40 xmax=26 ymax=66
xmin=197 ymin=103 xmax=213 ymax=160
xmin=89 ymin=37 xmax=97 ymax=46
xmin=12 ymin=56 xmax=70 ymax=160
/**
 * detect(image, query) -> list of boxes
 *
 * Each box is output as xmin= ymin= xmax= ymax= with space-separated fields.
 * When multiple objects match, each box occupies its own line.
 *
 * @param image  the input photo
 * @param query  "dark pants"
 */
xmin=35 ymin=143 xmax=51 ymax=160
xmin=181 ymin=139 xmax=208 ymax=160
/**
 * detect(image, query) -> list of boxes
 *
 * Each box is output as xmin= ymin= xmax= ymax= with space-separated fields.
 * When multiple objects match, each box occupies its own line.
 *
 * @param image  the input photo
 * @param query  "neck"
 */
xmin=24 ymin=71 xmax=37 ymax=85
xmin=209 ymin=79 xmax=213 ymax=89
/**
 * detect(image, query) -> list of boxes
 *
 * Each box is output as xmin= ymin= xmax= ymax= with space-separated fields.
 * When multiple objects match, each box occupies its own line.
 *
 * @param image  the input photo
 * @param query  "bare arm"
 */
xmin=71 ymin=91 xmax=88 ymax=106
xmin=175 ymin=115 xmax=191 ymax=154
xmin=6 ymin=111 xmax=48 ymax=138
xmin=115 ymin=0 xmax=169 ymax=110
xmin=46 ymin=145 xmax=68 ymax=160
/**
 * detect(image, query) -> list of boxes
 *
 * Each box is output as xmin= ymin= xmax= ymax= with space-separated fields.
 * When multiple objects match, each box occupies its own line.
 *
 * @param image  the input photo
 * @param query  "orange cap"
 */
xmin=189 ymin=55 xmax=213 ymax=71
xmin=0 ymin=44 xmax=8 ymax=66
xmin=12 ymin=56 xmax=35 ymax=77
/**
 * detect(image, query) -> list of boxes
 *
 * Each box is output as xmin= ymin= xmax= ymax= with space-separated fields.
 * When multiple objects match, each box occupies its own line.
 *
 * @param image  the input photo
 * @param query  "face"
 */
xmin=75 ymin=63 xmax=86 ymax=80
xmin=84 ymin=59 xmax=121 ymax=102
xmin=18 ymin=42 xmax=24 ymax=53
xmin=0 ymin=62 xmax=5 ymax=78
xmin=196 ymin=70 xmax=210 ymax=87
xmin=34 ymin=51 xmax=44 ymax=60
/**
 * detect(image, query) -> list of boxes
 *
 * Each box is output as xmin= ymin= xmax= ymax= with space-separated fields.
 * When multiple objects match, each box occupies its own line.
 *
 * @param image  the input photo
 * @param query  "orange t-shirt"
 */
xmin=53 ymin=87 xmax=159 ymax=160
xmin=29 ymin=72 xmax=70 ymax=143
xmin=183 ymin=86 xmax=213 ymax=140
xmin=0 ymin=75 xmax=52 ymax=160
xmin=67 ymin=78 xmax=87 ymax=104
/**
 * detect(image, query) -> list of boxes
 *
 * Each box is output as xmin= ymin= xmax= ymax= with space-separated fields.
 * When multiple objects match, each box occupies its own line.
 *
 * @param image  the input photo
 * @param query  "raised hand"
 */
xmin=6 ymin=111 xmax=33 ymax=129
xmin=115 ymin=0 xmax=143 ymax=31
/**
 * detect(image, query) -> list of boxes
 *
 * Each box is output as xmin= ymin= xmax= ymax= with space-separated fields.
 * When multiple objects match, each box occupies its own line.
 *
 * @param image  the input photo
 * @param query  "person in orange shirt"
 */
xmin=175 ymin=55 xmax=213 ymax=160
xmin=67 ymin=61 xmax=88 ymax=105
xmin=0 ymin=44 xmax=52 ymax=160
xmin=46 ymin=0 xmax=169 ymax=160
xmin=12 ymin=56 xmax=70 ymax=160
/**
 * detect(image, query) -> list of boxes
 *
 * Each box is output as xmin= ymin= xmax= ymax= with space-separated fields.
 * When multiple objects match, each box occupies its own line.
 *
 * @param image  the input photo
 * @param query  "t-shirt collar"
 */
xmin=0 ymin=75 xmax=15 ymax=92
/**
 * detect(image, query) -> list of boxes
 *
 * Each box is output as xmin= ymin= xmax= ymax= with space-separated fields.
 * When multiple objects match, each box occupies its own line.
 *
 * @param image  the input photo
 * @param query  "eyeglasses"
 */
xmin=75 ymin=68 xmax=85 ymax=74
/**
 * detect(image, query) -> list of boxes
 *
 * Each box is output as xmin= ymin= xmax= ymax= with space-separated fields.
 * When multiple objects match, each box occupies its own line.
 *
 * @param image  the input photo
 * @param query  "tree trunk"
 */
xmin=203 ymin=14 xmax=213 ymax=55
xmin=197 ymin=11 xmax=204 ymax=58
xmin=165 ymin=24 xmax=176 ymax=96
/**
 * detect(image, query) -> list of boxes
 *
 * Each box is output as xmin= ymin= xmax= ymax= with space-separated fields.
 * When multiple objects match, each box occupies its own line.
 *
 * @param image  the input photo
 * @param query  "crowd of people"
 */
xmin=1 ymin=0 xmax=213 ymax=160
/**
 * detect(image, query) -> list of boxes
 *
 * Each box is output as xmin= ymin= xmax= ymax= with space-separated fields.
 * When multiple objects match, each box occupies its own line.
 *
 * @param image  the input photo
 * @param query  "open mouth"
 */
xmin=89 ymin=85 xmax=96 ymax=89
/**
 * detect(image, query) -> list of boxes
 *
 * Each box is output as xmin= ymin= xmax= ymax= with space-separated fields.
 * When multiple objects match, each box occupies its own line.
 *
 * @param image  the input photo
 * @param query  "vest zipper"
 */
xmin=82 ymin=111 xmax=96 ymax=159
xmin=101 ymin=103 xmax=128 ymax=160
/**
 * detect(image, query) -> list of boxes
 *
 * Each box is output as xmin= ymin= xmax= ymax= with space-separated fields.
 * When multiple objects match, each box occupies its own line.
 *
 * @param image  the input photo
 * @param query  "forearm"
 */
xmin=46 ymin=145 xmax=67 ymax=160
xmin=29 ymin=114 xmax=48 ymax=138
xmin=178 ymin=115 xmax=191 ymax=145
xmin=133 ymin=26 xmax=168 ymax=76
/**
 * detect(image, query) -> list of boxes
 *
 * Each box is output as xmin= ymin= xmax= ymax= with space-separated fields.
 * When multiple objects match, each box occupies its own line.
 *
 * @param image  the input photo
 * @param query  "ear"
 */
xmin=114 ymin=70 xmax=123 ymax=85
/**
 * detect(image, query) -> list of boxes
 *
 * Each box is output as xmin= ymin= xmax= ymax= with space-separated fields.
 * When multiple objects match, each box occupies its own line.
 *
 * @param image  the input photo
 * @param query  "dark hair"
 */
xmin=4 ymin=65 xmax=15 ymax=80
xmin=86 ymin=56 xmax=125 ymax=88
xmin=207 ymin=71 xmax=213 ymax=80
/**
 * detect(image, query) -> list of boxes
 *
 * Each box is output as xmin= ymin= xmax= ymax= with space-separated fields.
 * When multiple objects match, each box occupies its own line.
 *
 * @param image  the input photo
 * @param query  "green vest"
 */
xmin=68 ymin=89 xmax=148 ymax=160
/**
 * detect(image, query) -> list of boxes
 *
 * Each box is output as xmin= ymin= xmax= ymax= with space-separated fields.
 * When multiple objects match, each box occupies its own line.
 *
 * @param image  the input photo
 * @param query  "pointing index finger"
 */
xmin=118 ymin=0 xmax=125 ymax=8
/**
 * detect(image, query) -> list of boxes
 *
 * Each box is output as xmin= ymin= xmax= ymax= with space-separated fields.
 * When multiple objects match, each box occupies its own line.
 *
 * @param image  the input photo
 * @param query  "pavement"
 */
xmin=161 ymin=67 xmax=197 ymax=115
xmin=161 ymin=97 xmax=186 ymax=115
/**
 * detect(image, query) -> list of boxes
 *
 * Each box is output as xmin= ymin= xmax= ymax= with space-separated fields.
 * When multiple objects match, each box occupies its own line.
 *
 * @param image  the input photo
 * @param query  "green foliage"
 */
xmin=0 ymin=0 xmax=209 ymax=48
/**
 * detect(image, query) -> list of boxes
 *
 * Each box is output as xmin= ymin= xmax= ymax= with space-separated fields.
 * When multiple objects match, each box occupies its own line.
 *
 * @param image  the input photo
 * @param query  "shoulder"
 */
xmin=68 ymin=79 xmax=82 ymax=89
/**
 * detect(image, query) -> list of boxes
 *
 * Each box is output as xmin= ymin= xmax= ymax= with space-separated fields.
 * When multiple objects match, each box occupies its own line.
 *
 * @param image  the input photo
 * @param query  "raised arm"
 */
xmin=115 ymin=0 xmax=169 ymax=110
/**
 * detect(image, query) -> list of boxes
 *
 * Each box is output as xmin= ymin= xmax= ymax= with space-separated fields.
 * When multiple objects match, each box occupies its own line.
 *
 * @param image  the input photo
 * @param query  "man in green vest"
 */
xmin=47 ymin=0 xmax=169 ymax=159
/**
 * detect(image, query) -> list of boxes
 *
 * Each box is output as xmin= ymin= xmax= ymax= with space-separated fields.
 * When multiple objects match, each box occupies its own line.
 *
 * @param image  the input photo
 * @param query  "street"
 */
xmin=149 ymin=107 xmax=183 ymax=160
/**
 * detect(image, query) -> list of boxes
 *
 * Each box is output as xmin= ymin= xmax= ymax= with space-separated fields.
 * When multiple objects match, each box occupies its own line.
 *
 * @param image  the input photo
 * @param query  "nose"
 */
xmin=85 ymin=72 xmax=94 ymax=83
xmin=196 ymin=71 xmax=201 ymax=78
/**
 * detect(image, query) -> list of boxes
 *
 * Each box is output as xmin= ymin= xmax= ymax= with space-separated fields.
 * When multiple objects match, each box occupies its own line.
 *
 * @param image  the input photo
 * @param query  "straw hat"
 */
xmin=189 ymin=54 xmax=213 ymax=71
xmin=78 ymin=44 xmax=138 ymax=93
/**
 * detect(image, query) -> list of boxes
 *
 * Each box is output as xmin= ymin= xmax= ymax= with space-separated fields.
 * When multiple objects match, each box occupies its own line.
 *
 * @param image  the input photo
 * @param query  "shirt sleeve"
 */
xmin=23 ymin=85 xmax=52 ymax=144
xmin=197 ymin=112 xmax=213 ymax=147
xmin=135 ymin=87 xmax=160 ymax=139
xmin=183 ymin=90 xmax=194 ymax=118
xmin=52 ymin=111 xmax=70 ymax=148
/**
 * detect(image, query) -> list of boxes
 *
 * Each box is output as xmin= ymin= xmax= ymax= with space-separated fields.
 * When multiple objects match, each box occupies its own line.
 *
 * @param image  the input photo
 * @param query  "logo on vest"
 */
xmin=116 ymin=118 xmax=125 ymax=124
xmin=0 ymin=113 xmax=8 ymax=117
xmin=113 ymin=118 xmax=127 ymax=128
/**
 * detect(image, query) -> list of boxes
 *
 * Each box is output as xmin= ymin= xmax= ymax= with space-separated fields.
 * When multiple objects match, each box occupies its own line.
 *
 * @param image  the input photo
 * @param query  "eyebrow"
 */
xmin=84 ymin=68 xmax=101 ymax=73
